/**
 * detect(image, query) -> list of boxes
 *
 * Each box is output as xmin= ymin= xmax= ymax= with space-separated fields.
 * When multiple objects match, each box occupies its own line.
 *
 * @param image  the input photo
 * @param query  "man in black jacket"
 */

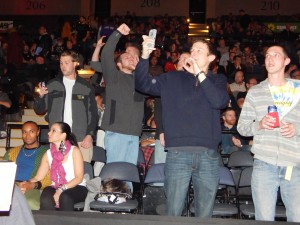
xmin=135 ymin=37 xmax=229 ymax=217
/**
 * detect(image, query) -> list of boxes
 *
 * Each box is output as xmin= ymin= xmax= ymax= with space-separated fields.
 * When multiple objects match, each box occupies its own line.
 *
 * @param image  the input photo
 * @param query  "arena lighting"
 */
xmin=77 ymin=69 xmax=95 ymax=79
xmin=77 ymin=69 xmax=95 ymax=75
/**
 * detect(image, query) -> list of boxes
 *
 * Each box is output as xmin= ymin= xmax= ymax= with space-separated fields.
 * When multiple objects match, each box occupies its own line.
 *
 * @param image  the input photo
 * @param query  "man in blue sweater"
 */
xmin=135 ymin=36 xmax=229 ymax=217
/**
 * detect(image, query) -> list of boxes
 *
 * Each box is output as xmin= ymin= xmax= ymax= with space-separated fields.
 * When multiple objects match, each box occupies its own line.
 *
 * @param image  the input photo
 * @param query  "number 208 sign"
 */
xmin=111 ymin=0 xmax=188 ymax=16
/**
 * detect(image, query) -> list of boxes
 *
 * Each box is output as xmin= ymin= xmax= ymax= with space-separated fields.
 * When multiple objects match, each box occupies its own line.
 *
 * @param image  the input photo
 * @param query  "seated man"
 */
xmin=221 ymin=107 xmax=252 ymax=154
xmin=229 ymin=70 xmax=246 ymax=100
xmin=3 ymin=121 xmax=51 ymax=210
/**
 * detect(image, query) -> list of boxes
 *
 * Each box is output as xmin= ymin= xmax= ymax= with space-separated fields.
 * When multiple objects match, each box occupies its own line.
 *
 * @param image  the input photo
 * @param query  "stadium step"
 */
xmin=188 ymin=23 xmax=209 ymax=38
xmin=22 ymin=109 xmax=47 ymax=123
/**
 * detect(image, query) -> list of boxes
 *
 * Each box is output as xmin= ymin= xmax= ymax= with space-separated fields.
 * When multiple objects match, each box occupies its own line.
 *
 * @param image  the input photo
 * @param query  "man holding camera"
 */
xmin=135 ymin=35 xmax=228 ymax=217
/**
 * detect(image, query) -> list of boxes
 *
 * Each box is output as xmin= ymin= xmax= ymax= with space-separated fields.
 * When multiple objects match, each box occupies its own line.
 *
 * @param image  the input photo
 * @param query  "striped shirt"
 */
xmin=237 ymin=79 xmax=300 ymax=167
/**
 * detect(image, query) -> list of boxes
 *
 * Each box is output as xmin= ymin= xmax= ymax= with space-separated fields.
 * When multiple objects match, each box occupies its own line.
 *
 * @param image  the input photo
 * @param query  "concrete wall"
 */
xmin=207 ymin=0 xmax=300 ymax=18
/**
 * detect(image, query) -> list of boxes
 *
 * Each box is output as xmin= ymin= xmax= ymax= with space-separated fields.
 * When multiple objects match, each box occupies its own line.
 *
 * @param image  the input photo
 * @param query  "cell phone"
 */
xmin=147 ymin=29 xmax=157 ymax=48
xmin=41 ymin=81 xmax=46 ymax=87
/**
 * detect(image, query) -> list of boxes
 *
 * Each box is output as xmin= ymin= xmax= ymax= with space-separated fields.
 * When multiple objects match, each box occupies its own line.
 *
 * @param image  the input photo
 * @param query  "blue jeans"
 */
xmin=154 ymin=139 xmax=166 ymax=163
xmin=165 ymin=149 xmax=219 ymax=217
xmin=221 ymin=133 xmax=234 ymax=154
xmin=104 ymin=131 xmax=139 ymax=165
xmin=252 ymin=159 xmax=300 ymax=222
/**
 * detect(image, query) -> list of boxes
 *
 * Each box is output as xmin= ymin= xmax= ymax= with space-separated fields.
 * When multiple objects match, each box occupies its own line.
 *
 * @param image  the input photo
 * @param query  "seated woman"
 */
xmin=23 ymin=122 xmax=87 ymax=211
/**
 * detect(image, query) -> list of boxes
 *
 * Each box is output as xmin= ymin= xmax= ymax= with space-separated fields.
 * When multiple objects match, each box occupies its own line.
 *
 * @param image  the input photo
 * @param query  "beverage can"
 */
xmin=268 ymin=105 xmax=277 ymax=113
xmin=268 ymin=105 xmax=279 ymax=128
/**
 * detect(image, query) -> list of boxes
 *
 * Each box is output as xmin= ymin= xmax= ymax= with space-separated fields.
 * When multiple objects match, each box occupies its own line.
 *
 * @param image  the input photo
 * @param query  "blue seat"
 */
xmin=143 ymin=163 xmax=166 ymax=215
xmin=189 ymin=166 xmax=238 ymax=218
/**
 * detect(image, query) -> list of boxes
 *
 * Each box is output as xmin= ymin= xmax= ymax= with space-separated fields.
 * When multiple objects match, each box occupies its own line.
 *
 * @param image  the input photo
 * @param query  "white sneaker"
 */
xmin=0 ymin=131 xmax=7 ymax=139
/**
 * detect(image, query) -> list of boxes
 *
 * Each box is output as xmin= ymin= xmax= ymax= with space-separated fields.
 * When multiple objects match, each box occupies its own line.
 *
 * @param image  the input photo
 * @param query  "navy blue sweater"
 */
xmin=135 ymin=58 xmax=229 ymax=150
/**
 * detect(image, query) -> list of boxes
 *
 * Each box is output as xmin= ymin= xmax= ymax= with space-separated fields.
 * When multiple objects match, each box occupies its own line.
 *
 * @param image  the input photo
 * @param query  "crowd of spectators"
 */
xmin=0 ymin=10 xmax=299 ymax=147
xmin=1 ymin=11 xmax=300 ymax=218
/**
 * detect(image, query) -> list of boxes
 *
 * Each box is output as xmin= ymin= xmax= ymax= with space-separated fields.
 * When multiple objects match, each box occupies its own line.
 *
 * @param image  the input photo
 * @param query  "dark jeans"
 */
xmin=40 ymin=185 xmax=88 ymax=211
xmin=165 ymin=149 xmax=219 ymax=217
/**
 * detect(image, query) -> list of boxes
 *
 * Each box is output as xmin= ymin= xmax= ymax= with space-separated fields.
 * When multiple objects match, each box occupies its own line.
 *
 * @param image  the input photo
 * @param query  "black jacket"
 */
xmin=33 ymin=74 xmax=98 ymax=141
xmin=135 ymin=58 xmax=229 ymax=150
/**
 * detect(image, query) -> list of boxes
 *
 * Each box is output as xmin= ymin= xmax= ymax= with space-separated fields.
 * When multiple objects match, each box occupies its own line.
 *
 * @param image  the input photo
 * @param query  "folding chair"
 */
xmin=189 ymin=166 xmax=238 ymax=218
xmin=227 ymin=151 xmax=254 ymax=168
xmin=227 ymin=151 xmax=253 ymax=193
xmin=89 ymin=162 xmax=141 ymax=214
xmin=213 ymin=166 xmax=238 ymax=218
xmin=143 ymin=163 xmax=166 ymax=215
xmin=91 ymin=146 xmax=106 ymax=177
xmin=92 ymin=146 xmax=106 ymax=163
xmin=74 ymin=162 xmax=94 ymax=211
xmin=238 ymin=167 xmax=286 ymax=220
xmin=144 ymin=163 xmax=165 ymax=184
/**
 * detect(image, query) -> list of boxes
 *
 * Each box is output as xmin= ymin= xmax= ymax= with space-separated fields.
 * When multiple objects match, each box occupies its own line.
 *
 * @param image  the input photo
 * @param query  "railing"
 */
xmin=6 ymin=123 xmax=240 ymax=150
xmin=5 ymin=122 xmax=49 ymax=150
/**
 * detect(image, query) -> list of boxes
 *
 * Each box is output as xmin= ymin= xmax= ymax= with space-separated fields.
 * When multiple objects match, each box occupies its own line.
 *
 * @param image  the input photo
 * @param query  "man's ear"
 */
xmin=284 ymin=57 xmax=291 ymax=66
xmin=222 ymin=115 xmax=225 ymax=121
xmin=208 ymin=54 xmax=216 ymax=63
xmin=116 ymin=62 xmax=122 ymax=70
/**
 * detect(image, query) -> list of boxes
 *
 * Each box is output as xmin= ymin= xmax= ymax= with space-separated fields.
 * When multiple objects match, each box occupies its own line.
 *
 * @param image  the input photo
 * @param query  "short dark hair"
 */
xmin=275 ymin=44 xmax=291 ymax=59
xmin=222 ymin=107 xmax=235 ymax=117
xmin=229 ymin=45 xmax=236 ymax=52
xmin=234 ymin=69 xmax=244 ymax=77
xmin=60 ymin=50 xmax=80 ymax=63
xmin=234 ymin=55 xmax=242 ymax=60
xmin=193 ymin=39 xmax=218 ymax=57
xmin=126 ymin=42 xmax=141 ymax=56
xmin=246 ymin=77 xmax=257 ymax=84
xmin=22 ymin=121 xmax=39 ymax=130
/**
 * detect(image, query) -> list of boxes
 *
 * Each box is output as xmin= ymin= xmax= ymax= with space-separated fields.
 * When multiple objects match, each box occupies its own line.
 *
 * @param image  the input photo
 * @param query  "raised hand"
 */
xmin=117 ymin=23 xmax=130 ymax=36
xmin=141 ymin=35 xmax=156 ymax=59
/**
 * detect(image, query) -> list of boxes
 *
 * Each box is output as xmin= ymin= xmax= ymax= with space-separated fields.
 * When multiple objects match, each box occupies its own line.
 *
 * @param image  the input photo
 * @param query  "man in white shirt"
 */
xmin=34 ymin=50 xmax=98 ymax=162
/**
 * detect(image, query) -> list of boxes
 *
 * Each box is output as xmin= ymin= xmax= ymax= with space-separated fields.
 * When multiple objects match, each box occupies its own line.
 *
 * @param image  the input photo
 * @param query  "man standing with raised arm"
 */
xmin=135 ymin=36 xmax=229 ymax=217
xmin=100 ymin=23 xmax=144 ymax=165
